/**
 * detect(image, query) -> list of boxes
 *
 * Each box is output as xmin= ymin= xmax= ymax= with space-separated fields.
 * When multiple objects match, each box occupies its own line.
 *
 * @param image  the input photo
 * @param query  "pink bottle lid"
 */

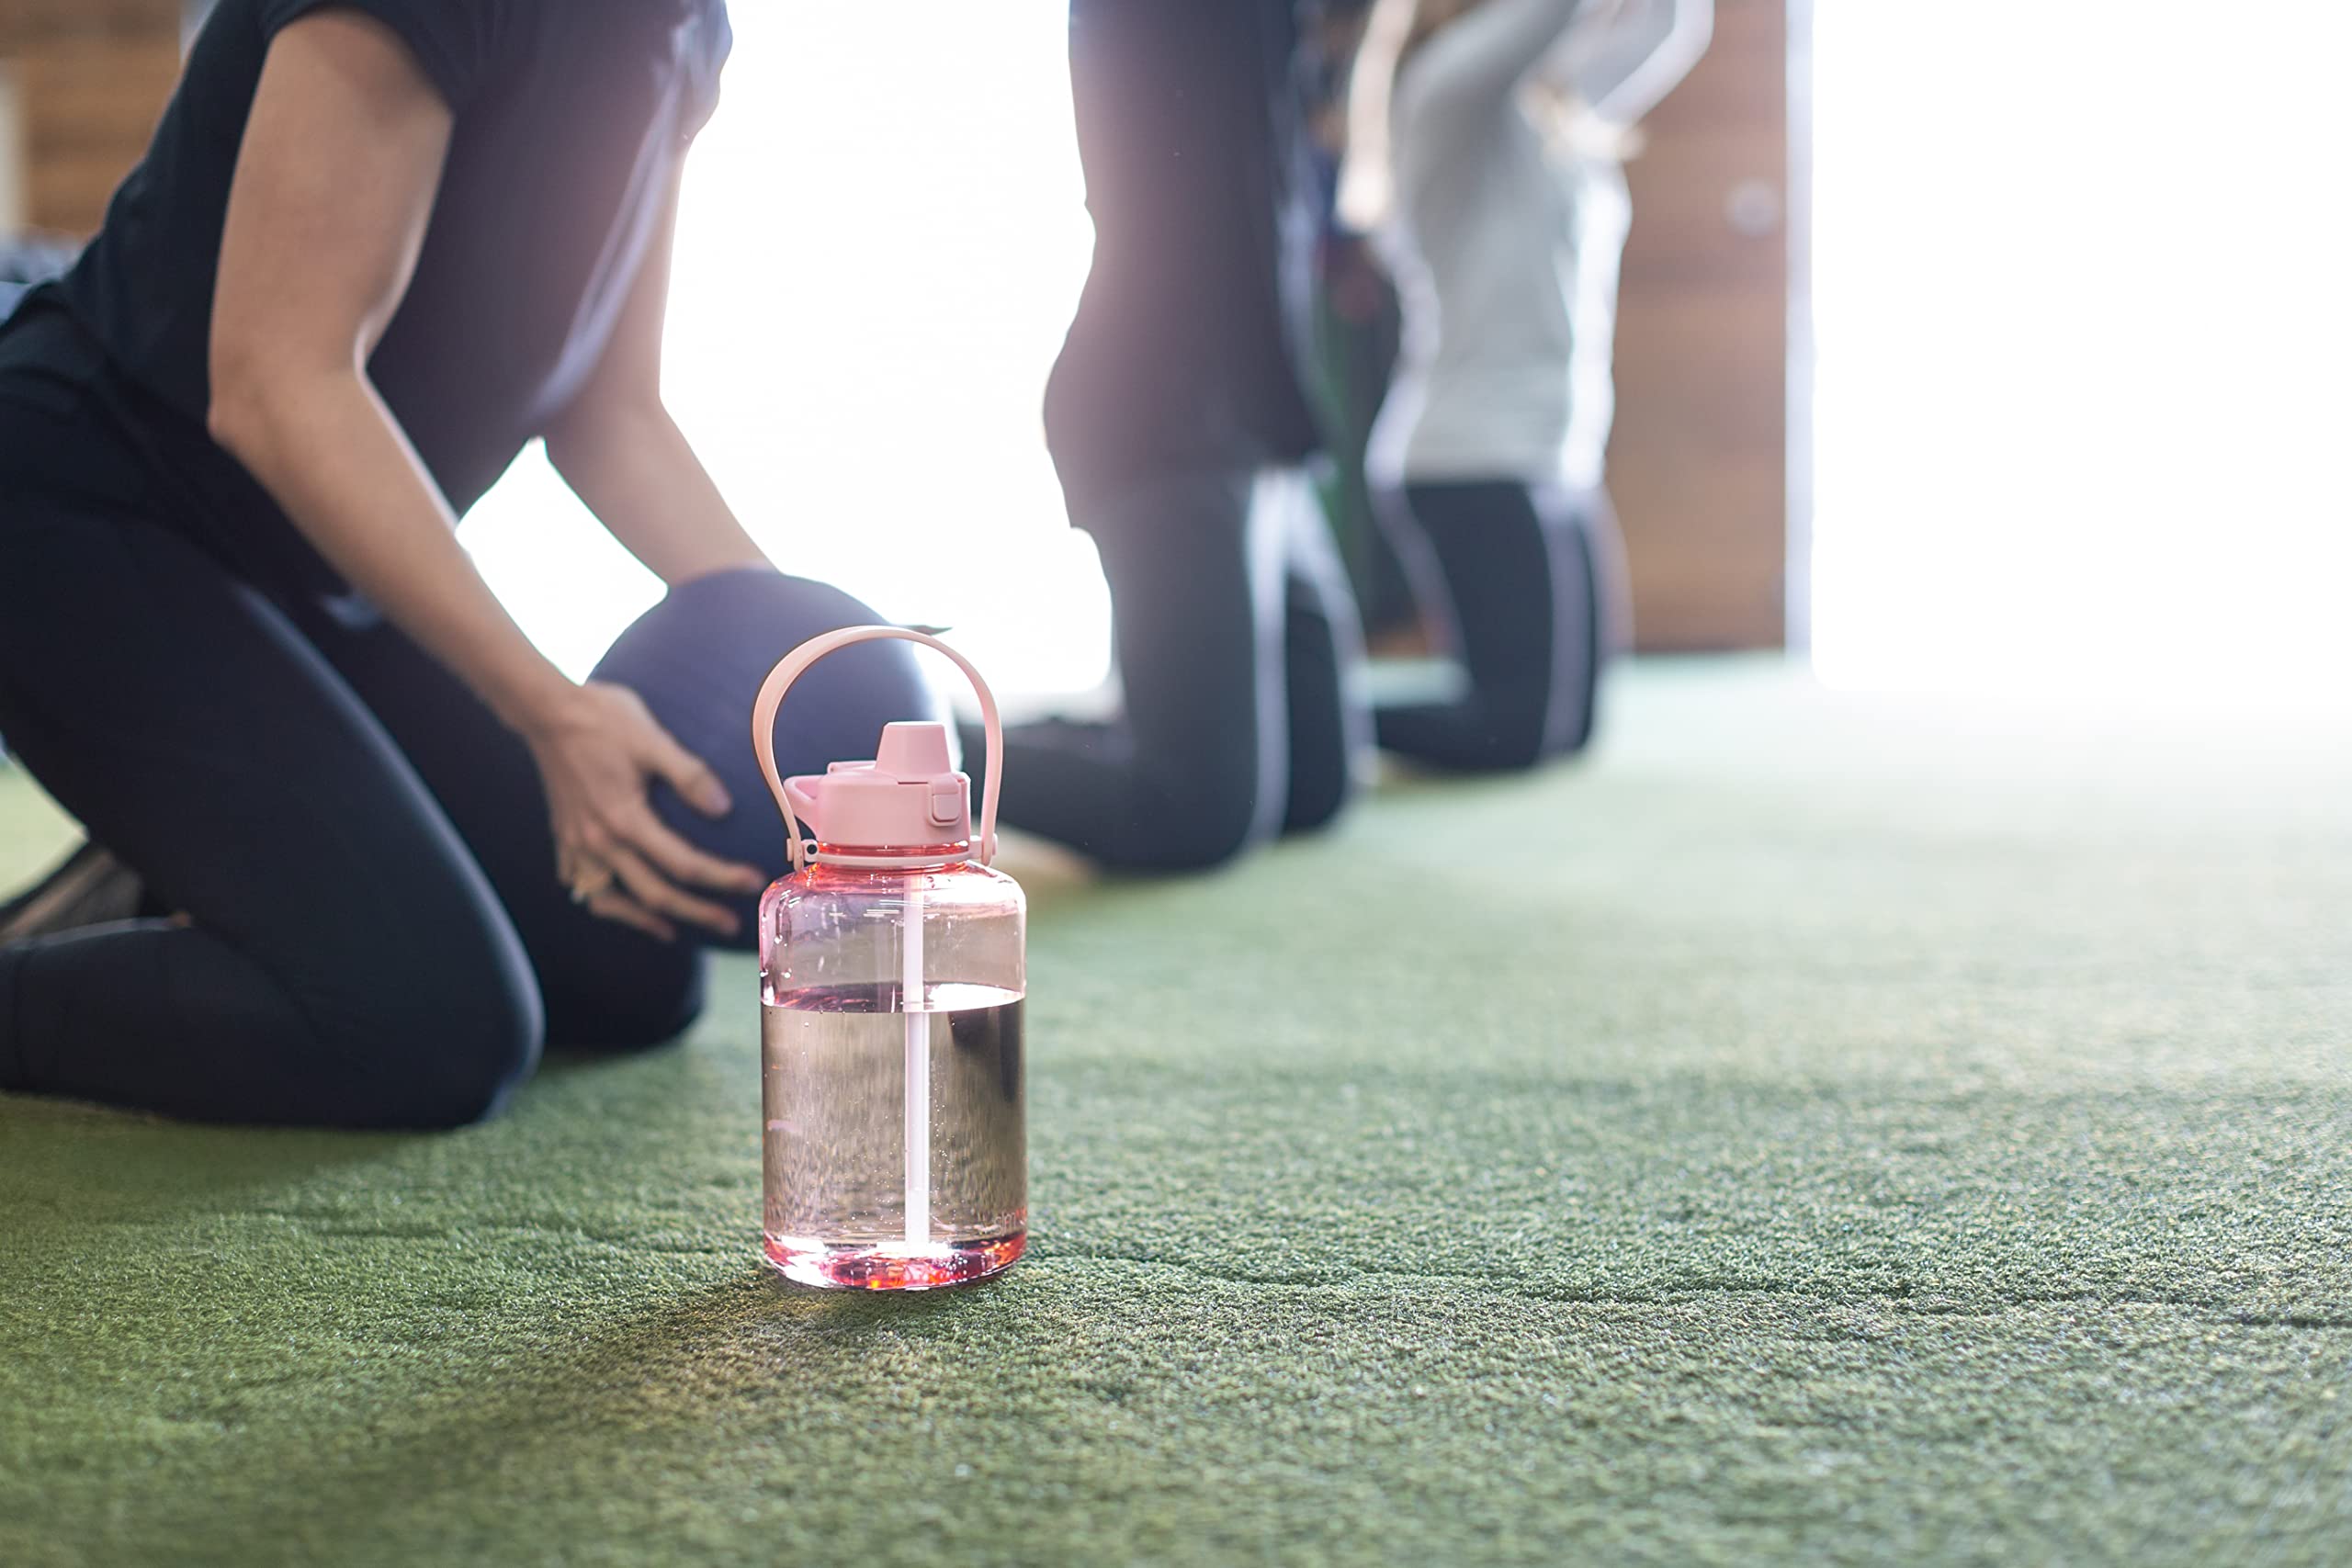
xmin=752 ymin=627 xmax=1003 ymax=872
xmin=782 ymin=722 xmax=970 ymax=858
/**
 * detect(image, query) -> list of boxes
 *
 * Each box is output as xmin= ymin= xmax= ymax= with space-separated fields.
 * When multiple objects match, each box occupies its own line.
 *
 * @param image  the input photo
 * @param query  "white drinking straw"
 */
xmin=902 ymin=882 xmax=930 ymax=1247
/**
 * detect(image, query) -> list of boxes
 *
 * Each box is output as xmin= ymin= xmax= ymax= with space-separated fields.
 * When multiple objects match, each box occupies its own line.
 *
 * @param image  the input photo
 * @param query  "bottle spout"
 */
xmin=874 ymin=722 xmax=954 ymax=779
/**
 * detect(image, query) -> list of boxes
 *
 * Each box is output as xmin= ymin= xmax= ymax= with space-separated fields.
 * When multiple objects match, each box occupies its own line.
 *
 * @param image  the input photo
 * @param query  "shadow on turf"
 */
xmin=114 ymin=1262 xmax=1029 ymax=1556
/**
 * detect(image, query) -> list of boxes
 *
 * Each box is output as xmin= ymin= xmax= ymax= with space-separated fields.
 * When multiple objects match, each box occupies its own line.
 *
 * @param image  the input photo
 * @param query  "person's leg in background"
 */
xmin=1583 ymin=482 xmax=1636 ymax=662
xmin=990 ymin=469 xmax=1288 ymax=871
xmin=1273 ymin=468 xmax=1373 ymax=832
xmin=295 ymin=602 xmax=707 ymax=1051
xmin=991 ymin=467 xmax=1369 ymax=868
xmin=0 ymin=400 xmax=542 ymax=1128
xmin=1370 ymin=480 xmax=1605 ymax=772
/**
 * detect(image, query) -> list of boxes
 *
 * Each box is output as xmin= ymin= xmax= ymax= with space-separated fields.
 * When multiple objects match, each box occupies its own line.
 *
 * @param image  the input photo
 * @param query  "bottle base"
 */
xmin=763 ymin=1229 xmax=1026 ymax=1292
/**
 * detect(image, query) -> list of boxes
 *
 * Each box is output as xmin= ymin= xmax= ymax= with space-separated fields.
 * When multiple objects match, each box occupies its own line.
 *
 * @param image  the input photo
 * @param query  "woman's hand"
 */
xmin=522 ymin=682 xmax=766 ymax=942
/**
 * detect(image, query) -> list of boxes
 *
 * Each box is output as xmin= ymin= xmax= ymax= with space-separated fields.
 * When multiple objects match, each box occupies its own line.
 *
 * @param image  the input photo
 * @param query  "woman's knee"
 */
xmin=1139 ymin=769 xmax=1270 ymax=871
xmin=1474 ymin=692 xmax=1560 ymax=772
xmin=355 ymin=957 xmax=546 ymax=1130
xmin=1283 ymin=750 xmax=1357 ymax=835
xmin=1451 ymin=695 xmax=1561 ymax=773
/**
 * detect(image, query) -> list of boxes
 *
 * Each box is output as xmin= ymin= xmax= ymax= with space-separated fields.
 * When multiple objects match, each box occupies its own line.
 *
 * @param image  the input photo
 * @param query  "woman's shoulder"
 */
xmin=1395 ymin=0 xmax=1586 ymax=119
xmin=501 ymin=0 xmax=732 ymax=105
xmin=499 ymin=0 xmax=729 ymax=51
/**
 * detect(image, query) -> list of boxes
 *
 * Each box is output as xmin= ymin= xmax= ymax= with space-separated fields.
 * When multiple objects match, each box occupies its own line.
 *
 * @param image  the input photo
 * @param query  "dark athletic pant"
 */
xmin=0 ymin=311 xmax=701 ymax=1129
xmin=989 ymin=468 xmax=1370 ymax=871
xmin=1370 ymin=480 xmax=1610 ymax=773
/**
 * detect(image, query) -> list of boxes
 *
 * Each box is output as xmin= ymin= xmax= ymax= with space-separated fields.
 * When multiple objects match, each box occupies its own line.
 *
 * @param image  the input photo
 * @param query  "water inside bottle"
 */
xmin=761 ymin=980 xmax=1026 ymax=1291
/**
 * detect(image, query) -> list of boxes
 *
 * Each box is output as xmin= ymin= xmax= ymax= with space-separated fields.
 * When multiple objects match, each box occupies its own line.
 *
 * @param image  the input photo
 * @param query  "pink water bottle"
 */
xmin=750 ymin=627 xmax=1025 ymax=1291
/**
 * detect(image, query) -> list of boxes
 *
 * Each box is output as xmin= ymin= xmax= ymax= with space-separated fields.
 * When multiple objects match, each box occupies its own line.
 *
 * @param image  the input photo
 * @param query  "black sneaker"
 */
xmin=0 ymin=841 xmax=145 ymax=945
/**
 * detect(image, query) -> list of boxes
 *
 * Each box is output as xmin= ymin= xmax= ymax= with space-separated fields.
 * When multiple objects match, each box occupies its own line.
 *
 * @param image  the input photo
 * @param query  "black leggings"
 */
xmin=1371 ymin=480 xmax=1609 ymax=773
xmin=0 ymin=319 xmax=701 ymax=1129
xmin=990 ymin=468 xmax=1370 ymax=871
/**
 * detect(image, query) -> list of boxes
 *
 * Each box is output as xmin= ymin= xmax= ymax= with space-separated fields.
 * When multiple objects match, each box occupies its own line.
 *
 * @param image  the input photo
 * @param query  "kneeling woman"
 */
xmin=1365 ymin=0 xmax=1709 ymax=769
xmin=0 ymin=1 xmax=769 ymax=1128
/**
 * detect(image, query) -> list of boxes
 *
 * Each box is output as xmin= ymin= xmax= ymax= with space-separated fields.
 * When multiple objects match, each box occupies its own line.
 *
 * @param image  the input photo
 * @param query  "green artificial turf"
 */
xmin=4 ymin=662 xmax=2348 ymax=1565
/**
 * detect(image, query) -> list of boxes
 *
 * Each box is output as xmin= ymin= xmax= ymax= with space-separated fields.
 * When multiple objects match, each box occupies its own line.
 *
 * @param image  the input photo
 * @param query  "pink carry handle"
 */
xmin=752 ymin=626 xmax=1002 ymax=874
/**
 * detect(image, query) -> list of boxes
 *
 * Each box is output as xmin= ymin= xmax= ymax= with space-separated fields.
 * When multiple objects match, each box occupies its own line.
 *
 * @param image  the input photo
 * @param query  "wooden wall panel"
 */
xmin=1610 ymin=0 xmax=1791 ymax=650
xmin=0 ymin=0 xmax=181 ymax=236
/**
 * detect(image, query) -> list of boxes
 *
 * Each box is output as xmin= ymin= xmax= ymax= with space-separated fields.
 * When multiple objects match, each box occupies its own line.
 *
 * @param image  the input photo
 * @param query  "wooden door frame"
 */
xmin=1607 ymin=0 xmax=1813 ymax=655
xmin=1784 ymin=0 xmax=1815 ymax=654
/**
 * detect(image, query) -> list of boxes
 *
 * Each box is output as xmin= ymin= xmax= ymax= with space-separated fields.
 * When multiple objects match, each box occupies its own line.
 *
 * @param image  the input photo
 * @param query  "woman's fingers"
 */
xmin=579 ymin=677 xmax=729 ymax=817
xmin=627 ymin=807 xmax=766 ymax=897
xmin=583 ymin=887 xmax=676 ymax=943
xmin=639 ymin=718 xmax=732 ymax=819
xmin=605 ymin=842 xmax=740 ymax=938
xmin=533 ymin=682 xmax=762 ymax=942
xmin=556 ymin=843 xmax=607 ymax=896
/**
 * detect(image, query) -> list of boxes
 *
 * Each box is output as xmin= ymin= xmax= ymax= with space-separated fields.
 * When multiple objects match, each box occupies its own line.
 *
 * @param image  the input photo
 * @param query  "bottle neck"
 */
xmin=807 ymin=840 xmax=972 ymax=872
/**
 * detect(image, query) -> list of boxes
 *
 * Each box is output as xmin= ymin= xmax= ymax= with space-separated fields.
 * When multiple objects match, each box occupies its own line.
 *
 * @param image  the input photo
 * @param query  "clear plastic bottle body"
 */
xmin=757 ymin=848 xmax=1025 ymax=1290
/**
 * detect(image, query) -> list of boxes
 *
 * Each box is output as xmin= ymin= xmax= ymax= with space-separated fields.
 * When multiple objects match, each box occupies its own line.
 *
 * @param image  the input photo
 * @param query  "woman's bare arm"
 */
xmin=1540 ymin=0 xmax=1712 ymax=127
xmin=208 ymin=11 xmax=572 ymax=734
xmin=545 ymin=171 xmax=771 ymax=587
xmin=1400 ymin=0 xmax=1589 ymax=119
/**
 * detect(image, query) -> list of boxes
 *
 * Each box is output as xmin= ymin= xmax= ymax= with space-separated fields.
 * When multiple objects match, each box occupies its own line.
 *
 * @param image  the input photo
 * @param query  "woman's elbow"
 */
xmin=205 ymin=336 xmax=311 ymax=466
xmin=540 ymin=417 xmax=594 ymax=487
xmin=206 ymin=343 xmax=355 ymax=469
xmin=204 ymin=350 xmax=270 ymax=460
xmin=544 ymin=393 xmax=662 ymax=484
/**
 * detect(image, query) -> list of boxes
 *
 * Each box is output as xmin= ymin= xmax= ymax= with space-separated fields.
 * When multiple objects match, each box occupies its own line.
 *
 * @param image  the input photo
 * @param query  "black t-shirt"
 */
xmin=1045 ymin=0 xmax=1323 ymax=509
xmin=50 ymin=0 xmax=731 ymax=599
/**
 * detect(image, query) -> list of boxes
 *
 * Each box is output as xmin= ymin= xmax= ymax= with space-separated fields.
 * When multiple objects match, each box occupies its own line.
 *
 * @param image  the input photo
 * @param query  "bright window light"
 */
xmin=1811 ymin=3 xmax=2352 ymax=699
xmin=463 ymin=4 xmax=1108 ymax=701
